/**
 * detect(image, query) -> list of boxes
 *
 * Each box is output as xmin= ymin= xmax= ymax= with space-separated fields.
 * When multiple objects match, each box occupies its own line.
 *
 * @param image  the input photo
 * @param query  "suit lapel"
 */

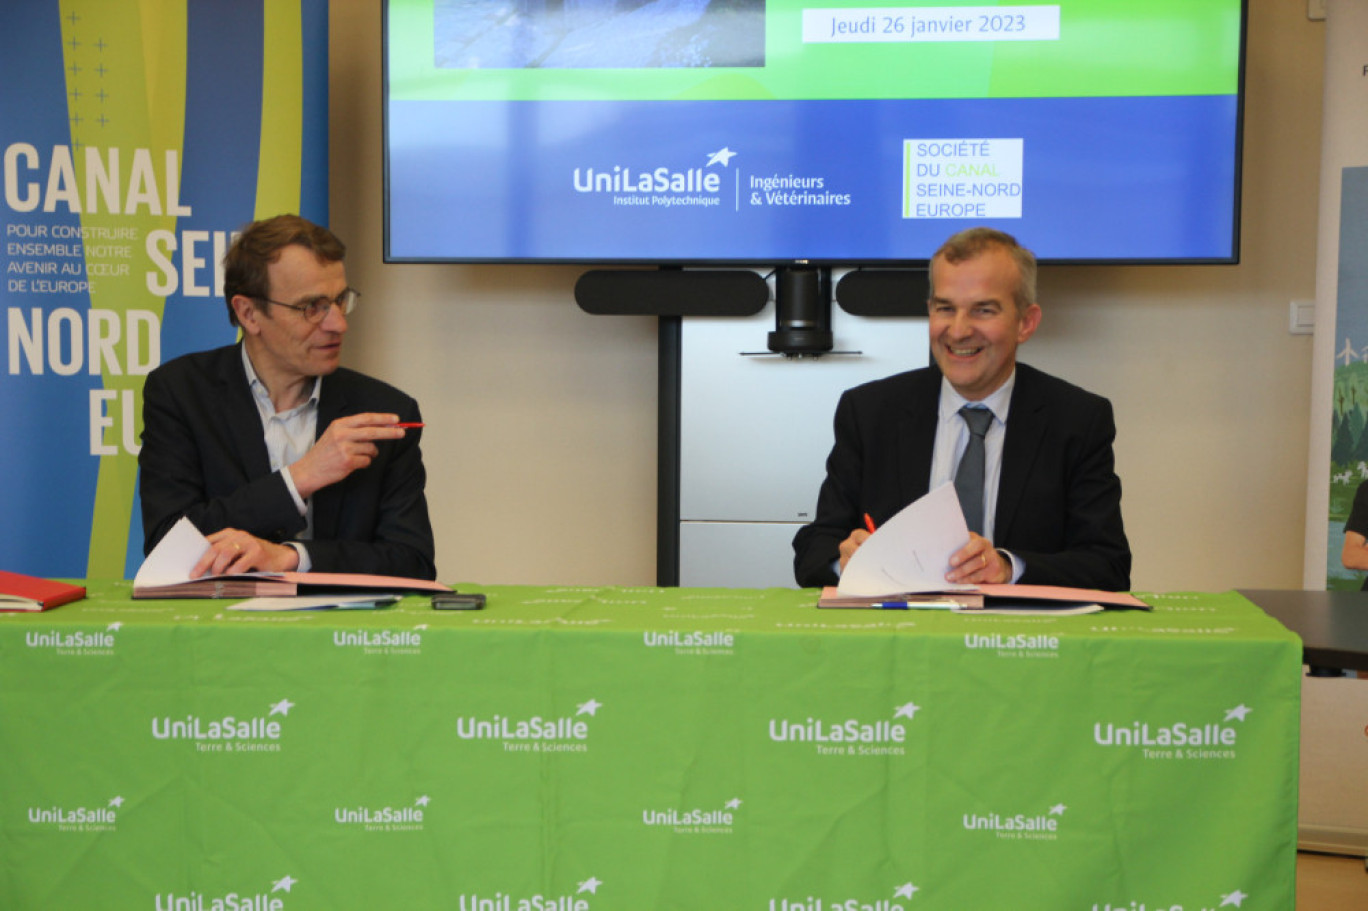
xmin=896 ymin=370 xmax=941 ymax=508
xmin=997 ymin=366 xmax=1047 ymax=540
xmin=221 ymin=345 xmax=273 ymax=480
xmin=310 ymin=374 xmax=347 ymax=540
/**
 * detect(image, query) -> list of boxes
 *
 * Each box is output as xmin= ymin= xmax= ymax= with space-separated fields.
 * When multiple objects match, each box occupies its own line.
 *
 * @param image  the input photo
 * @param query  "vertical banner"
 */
xmin=1307 ymin=0 xmax=1368 ymax=588
xmin=0 ymin=0 xmax=328 ymax=580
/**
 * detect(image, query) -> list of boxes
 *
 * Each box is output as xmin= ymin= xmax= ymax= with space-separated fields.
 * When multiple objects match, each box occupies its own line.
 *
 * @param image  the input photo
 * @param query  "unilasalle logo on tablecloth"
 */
xmin=24 ymin=621 xmax=120 ymax=656
xmin=150 ymin=697 xmax=294 ymax=754
xmin=768 ymin=702 xmax=918 ymax=756
xmin=154 ymin=874 xmax=297 ymax=911
xmin=456 ymin=698 xmax=602 ymax=754
xmin=1092 ymin=704 xmax=1252 ymax=760
xmin=769 ymin=882 xmax=919 ymax=911
xmin=962 ymin=801 xmax=1067 ymax=841
xmin=456 ymin=874 xmax=603 ymax=911
xmin=1089 ymin=886 xmax=1251 ymax=910
xmin=331 ymin=626 xmax=422 ymax=655
xmin=333 ymin=794 xmax=429 ymax=832
xmin=27 ymin=794 xmax=121 ymax=833
xmin=962 ymin=627 xmax=1059 ymax=659
xmin=641 ymin=796 xmax=741 ymax=835
xmin=641 ymin=628 xmax=735 ymax=656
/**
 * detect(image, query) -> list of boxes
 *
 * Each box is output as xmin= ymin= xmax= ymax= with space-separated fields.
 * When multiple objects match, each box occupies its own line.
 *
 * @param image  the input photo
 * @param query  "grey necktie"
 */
xmin=955 ymin=406 xmax=994 ymax=536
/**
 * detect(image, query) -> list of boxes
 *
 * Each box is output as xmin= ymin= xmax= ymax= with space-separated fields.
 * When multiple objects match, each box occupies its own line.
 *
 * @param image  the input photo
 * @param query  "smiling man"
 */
xmin=139 ymin=214 xmax=436 ymax=580
xmin=792 ymin=227 xmax=1130 ymax=590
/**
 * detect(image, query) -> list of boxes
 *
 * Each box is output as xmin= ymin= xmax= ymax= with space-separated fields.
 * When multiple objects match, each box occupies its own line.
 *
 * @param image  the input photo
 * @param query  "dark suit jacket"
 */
xmin=792 ymin=363 xmax=1130 ymax=590
xmin=139 ymin=344 xmax=437 ymax=579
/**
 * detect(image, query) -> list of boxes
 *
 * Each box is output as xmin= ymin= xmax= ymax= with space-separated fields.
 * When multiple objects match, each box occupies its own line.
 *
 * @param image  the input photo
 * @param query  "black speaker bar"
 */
xmin=835 ymin=269 xmax=929 ymax=317
xmin=575 ymin=269 xmax=769 ymax=317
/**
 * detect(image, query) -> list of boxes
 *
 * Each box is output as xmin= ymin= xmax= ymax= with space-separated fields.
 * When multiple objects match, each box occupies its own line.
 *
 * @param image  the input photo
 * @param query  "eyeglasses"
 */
xmin=256 ymin=288 xmax=360 ymax=323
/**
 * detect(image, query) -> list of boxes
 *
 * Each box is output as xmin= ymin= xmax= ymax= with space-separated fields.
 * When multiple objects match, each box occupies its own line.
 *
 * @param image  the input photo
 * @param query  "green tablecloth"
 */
xmin=0 ymin=583 xmax=1301 ymax=910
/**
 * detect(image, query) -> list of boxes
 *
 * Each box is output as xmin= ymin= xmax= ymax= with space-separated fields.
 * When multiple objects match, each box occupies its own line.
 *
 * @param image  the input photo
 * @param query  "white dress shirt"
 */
xmin=928 ymin=371 xmax=1024 ymax=582
xmin=242 ymin=346 xmax=319 ymax=571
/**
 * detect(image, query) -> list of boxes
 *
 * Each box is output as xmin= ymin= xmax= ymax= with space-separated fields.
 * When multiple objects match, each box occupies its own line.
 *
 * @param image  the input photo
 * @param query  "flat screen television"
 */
xmin=383 ymin=0 xmax=1245 ymax=266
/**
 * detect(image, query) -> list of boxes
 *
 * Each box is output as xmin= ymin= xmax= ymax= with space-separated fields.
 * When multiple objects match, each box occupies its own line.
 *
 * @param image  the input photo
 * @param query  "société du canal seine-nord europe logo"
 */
xmin=1092 ymin=704 xmax=1252 ymax=760
xmin=151 ymin=698 xmax=294 ymax=753
xmin=456 ymin=698 xmax=602 ymax=753
xmin=768 ymin=703 xmax=919 ymax=756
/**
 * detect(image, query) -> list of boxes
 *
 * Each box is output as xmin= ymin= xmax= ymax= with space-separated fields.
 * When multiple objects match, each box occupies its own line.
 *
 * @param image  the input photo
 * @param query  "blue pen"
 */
xmin=871 ymin=599 xmax=961 ymax=610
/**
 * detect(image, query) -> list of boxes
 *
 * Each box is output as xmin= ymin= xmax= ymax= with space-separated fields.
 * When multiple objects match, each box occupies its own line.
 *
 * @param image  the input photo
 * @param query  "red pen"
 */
xmin=863 ymin=513 xmax=877 ymax=534
xmin=395 ymin=422 xmax=425 ymax=429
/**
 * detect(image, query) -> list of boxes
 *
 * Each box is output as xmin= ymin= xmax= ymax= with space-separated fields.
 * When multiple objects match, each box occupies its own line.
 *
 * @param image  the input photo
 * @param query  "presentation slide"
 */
xmin=385 ymin=1 xmax=1243 ymax=264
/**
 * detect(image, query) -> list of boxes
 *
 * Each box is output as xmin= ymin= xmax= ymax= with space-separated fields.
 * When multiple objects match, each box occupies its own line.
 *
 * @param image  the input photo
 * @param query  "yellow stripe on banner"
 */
xmin=256 ymin=0 xmax=304 ymax=218
xmin=61 ymin=0 xmax=189 ymax=578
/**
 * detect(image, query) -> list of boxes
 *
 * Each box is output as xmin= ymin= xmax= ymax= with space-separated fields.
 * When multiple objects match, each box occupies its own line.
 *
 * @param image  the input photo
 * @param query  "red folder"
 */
xmin=0 ymin=570 xmax=87 ymax=612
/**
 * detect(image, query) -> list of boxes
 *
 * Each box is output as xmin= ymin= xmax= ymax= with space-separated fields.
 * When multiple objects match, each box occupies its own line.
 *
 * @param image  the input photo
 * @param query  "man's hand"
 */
xmin=837 ymin=528 xmax=871 ymax=572
xmin=193 ymin=528 xmax=302 ymax=578
xmin=290 ymin=413 xmax=408 ymax=499
xmin=946 ymin=532 xmax=1010 ymax=584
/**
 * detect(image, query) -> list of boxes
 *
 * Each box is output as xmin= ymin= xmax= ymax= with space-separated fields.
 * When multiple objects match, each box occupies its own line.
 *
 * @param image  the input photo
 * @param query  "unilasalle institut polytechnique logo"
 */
xmin=456 ymin=698 xmax=602 ymax=754
xmin=154 ymin=874 xmax=297 ymax=911
xmin=150 ymin=697 xmax=294 ymax=754
xmin=1092 ymin=704 xmax=1252 ymax=761
xmin=573 ymin=144 xmax=728 ymax=210
xmin=455 ymin=874 xmax=603 ymax=911
xmin=768 ymin=702 xmax=919 ymax=756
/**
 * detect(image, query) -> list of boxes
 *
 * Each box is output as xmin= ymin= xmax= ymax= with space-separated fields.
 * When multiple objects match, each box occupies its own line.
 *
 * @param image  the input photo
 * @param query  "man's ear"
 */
xmin=1016 ymin=302 xmax=1042 ymax=343
xmin=231 ymin=295 xmax=262 ymax=335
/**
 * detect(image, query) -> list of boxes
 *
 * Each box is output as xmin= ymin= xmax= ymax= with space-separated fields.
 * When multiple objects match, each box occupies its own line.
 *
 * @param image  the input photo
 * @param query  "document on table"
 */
xmin=828 ymin=483 xmax=1150 ymax=611
xmin=228 ymin=595 xmax=401 ymax=612
xmin=133 ymin=516 xmax=449 ymax=599
xmin=836 ymin=482 xmax=973 ymax=598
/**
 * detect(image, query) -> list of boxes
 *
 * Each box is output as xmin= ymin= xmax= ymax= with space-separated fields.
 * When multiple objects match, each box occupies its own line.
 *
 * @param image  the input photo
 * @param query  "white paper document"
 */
xmin=133 ymin=516 xmax=449 ymax=600
xmin=228 ymin=595 xmax=401 ymax=612
xmin=134 ymin=516 xmax=221 ymax=587
xmin=836 ymin=482 xmax=973 ymax=597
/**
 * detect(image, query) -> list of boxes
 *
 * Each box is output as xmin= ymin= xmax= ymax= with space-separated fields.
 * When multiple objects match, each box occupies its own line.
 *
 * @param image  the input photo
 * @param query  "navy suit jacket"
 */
xmin=139 ymin=344 xmax=436 ymax=579
xmin=792 ymin=363 xmax=1130 ymax=590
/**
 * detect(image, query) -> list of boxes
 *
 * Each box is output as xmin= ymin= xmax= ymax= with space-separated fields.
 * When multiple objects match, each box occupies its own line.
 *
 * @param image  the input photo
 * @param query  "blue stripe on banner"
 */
xmin=156 ymin=0 xmax=266 ymax=364
xmin=124 ymin=0 xmax=329 ymax=577
xmin=123 ymin=0 xmax=266 ymax=576
xmin=0 ymin=0 xmax=101 ymax=576
xmin=299 ymin=0 xmax=329 ymax=224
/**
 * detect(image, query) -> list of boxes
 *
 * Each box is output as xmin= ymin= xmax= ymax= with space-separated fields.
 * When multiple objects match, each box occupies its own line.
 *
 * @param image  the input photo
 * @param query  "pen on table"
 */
xmin=869 ymin=599 xmax=960 ymax=610
xmin=864 ymin=513 xmax=877 ymax=534
xmin=395 ymin=422 xmax=425 ymax=429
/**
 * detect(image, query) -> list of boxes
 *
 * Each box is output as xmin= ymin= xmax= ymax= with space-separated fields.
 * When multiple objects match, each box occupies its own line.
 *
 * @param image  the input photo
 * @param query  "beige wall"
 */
xmin=329 ymin=1 xmax=1324 ymax=592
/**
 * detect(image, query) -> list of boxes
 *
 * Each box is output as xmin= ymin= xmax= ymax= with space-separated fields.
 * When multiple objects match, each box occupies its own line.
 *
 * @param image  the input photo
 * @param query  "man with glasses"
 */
xmin=139 ymin=214 xmax=436 ymax=580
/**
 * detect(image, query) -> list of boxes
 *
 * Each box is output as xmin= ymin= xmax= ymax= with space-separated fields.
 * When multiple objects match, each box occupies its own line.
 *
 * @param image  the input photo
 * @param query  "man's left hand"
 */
xmin=945 ymin=533 xmax=1010 ymax=584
